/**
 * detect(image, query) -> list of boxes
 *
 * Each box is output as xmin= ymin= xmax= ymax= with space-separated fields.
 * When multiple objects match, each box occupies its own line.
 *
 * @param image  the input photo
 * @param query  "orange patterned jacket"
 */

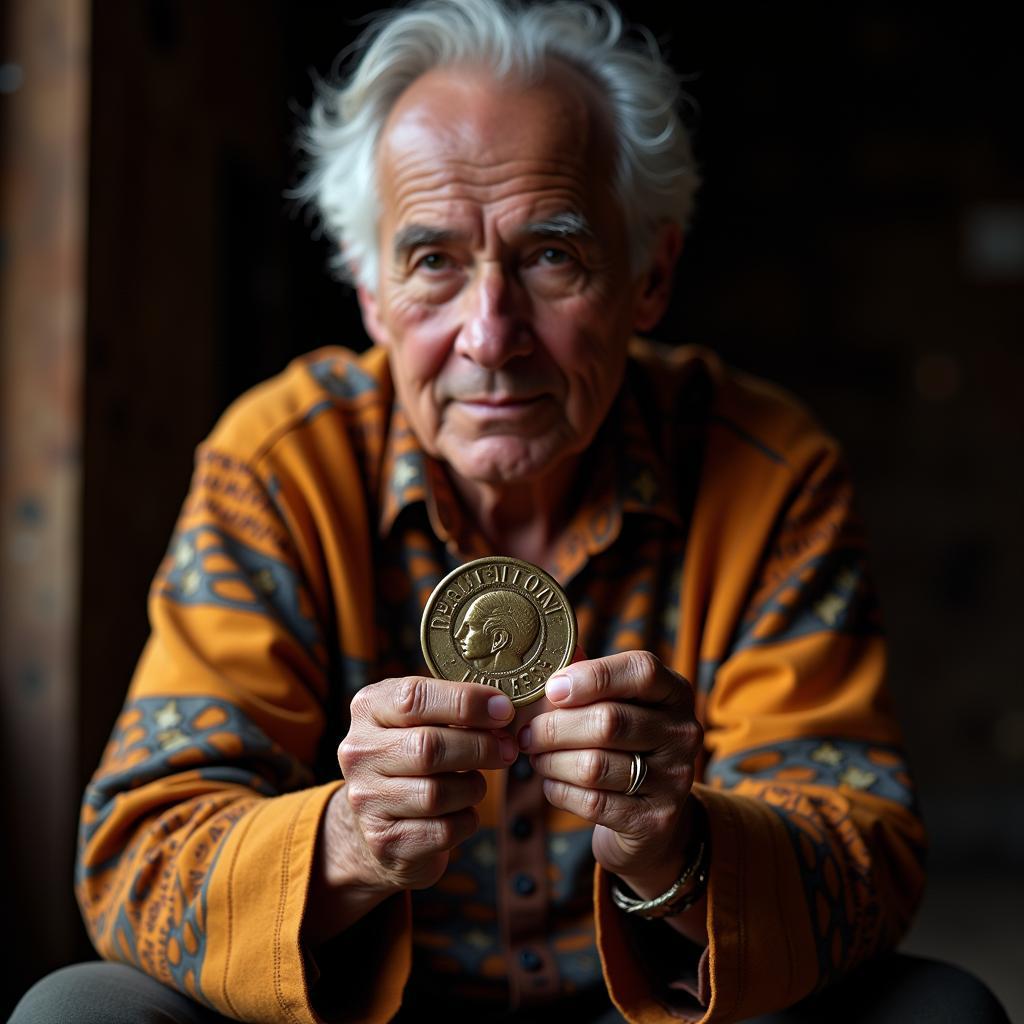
xmin=76 ymin=340 xmax=926 ymax=1023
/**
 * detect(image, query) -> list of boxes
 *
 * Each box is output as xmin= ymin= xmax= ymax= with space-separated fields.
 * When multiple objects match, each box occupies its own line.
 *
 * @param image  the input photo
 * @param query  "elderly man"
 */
xmin=11 ymin=1 xmax=1011 ymax=1023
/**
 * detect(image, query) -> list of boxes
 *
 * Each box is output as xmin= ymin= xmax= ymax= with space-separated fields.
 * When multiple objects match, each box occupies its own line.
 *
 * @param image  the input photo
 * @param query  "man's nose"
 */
xmin=454 ymin=263 xmax=532 ymax=369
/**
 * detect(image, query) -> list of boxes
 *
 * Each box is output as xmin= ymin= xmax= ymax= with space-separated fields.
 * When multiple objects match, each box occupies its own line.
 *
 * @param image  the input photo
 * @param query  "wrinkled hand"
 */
xmin=337 ymin=677 xmax=517 ymax=893
xmin=517 ymin=651 xmax=703 ymax=894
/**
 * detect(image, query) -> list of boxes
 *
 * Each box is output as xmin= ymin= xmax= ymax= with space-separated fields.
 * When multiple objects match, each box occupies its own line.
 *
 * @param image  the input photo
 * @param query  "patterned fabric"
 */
xmin=75 ymin=341 xmax=926 ymax=1024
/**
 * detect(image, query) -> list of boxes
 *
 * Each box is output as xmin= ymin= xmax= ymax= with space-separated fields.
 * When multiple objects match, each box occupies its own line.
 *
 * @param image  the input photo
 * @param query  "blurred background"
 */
xmin=1 ymin=0 xmax=1021 ymax=1017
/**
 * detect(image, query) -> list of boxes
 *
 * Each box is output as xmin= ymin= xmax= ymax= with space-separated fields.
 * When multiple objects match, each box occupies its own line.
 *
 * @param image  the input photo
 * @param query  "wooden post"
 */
xmin=0 ymin=0 xmax=90 ymax=1001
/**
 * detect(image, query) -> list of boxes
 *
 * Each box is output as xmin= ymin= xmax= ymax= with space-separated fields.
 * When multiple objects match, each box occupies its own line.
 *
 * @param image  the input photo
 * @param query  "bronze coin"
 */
xmin=420 ymin=556 xmax=577 ymax=707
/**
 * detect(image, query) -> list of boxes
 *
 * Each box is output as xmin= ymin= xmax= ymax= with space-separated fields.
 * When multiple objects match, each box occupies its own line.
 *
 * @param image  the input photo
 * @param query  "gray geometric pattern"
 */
xmin=708 ymin=736 xmax=916 ymax=808
xmin=159 ymin=524 xmax=322 ymax=658
xmin=732 ymin=548 xmax=881 ymax=654
xmin=307 ymin=354 xmax=378 ymax=400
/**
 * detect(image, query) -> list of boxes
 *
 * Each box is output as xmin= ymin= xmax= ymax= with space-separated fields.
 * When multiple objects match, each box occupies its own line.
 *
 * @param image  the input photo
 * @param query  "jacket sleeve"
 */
xmin=75 ymin=441 xmax=411 ymax=1024
xmin=594 ymin=433 xmax=927 ymax=1024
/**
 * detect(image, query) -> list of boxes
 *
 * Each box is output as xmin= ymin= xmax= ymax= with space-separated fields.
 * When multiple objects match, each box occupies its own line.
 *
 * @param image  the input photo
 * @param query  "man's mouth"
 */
xmin=454 ymin=395 xmax=544 ymax=415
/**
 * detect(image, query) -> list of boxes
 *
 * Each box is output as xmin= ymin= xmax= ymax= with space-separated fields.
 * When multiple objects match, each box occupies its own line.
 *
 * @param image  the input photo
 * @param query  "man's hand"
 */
xmin=304 ymin=677 xmax=516 ymax=947
xmin=337 ymin=676 xmax=517 ymax=892
xmin=517 ymin=651 xmax=703 ymax=903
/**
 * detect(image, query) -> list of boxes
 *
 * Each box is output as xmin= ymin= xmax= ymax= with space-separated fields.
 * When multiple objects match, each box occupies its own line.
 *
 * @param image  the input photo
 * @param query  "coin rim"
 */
xmin=419 ymin=555 xmax=578 ymax=706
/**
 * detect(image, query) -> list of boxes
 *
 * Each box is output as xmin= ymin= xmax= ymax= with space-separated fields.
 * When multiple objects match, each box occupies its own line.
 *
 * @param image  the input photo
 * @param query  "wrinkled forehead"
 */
xmin=375 ymin=61 xmax=619 ymax=213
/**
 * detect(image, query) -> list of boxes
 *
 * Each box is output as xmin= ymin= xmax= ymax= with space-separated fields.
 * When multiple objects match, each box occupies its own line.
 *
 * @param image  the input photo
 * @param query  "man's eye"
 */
xmin=539 ymin=247 xmax=571 ymax=266
xmin=416 ymin=252 xmax=452 ymax=272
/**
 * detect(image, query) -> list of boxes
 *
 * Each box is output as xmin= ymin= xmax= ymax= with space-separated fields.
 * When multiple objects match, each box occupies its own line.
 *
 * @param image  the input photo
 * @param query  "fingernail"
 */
xmin=488 ymin=694 xmax=514 ymax=722
xmin=546 ymin=674 xmax=571 ymax=702
xmin=499 ymin=735 xmax=517 ymax=763
xmin=518 ymin=725 xmax=532 ymax=750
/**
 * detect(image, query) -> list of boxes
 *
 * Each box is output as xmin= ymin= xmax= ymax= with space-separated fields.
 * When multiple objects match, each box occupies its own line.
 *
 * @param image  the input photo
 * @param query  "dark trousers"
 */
xmin=9 ymin=953 xmax=1011 ymax=1023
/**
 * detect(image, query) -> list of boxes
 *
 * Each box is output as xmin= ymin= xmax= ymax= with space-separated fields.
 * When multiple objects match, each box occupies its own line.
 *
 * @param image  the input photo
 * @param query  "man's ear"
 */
xmin=632 ymin=221 xmax=683 ymax=333
xmin=357 ymin=284 xmax=390 ymax=348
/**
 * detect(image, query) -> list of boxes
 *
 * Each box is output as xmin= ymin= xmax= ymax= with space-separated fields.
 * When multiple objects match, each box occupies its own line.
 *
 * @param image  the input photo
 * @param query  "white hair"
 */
xmin=291 ymin=0 xmax=699 ymax=292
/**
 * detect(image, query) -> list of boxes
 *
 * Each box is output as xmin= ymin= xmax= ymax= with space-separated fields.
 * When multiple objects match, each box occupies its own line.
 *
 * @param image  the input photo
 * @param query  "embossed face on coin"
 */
xmin=456 ymin=590 xmax=540 ymax=670
xmin=421 ymin=557 xmax=577 ymax=706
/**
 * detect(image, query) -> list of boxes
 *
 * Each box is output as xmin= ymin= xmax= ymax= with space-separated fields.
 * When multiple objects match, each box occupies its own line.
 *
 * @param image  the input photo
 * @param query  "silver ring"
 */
xmin=625 ymin=752 xmax=648 ymax=796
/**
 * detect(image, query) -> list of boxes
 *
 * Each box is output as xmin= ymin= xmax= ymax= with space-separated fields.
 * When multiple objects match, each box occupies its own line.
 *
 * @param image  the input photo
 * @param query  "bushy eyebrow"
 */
xmin=392 ymin=212 xmax=594 ymax=261
xmin=392 ymin=225 xmax=463 ymax=261
xmin=520 ymin=212 xmax=594 ymax=241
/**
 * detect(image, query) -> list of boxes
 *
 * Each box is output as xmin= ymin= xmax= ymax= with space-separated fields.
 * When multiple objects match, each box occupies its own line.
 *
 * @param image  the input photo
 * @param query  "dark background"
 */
xmin=4 ymin=1 xmax=1022 ymax=1016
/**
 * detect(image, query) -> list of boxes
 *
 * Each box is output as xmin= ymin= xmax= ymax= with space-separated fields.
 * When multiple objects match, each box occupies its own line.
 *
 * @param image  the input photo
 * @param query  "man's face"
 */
xmin=456 ymin=605 xmax=491 ymax=660
xmin=359 ymin=64 xmax=653 ymax=489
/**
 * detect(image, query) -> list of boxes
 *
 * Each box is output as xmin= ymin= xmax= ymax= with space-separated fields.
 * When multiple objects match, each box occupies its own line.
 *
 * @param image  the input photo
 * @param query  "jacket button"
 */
xmin=513 ymin=873 xmax=536 ymax=896
xmin=511 ymin=815 xmax=532 ymax=839
xmin=520 ymin=948 xmax=543 ymax=972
